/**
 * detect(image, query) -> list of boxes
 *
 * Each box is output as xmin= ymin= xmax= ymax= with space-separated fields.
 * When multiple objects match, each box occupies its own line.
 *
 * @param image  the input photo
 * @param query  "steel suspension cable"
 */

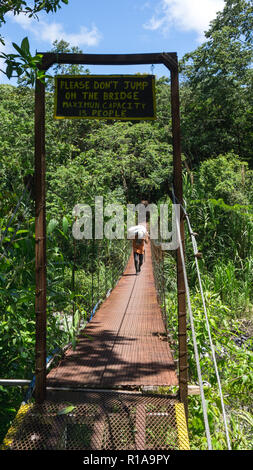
xmin=180 ymin=197 xmax=232 ymax=450
xmin=172 ymin=188 xmax=212 ymax=450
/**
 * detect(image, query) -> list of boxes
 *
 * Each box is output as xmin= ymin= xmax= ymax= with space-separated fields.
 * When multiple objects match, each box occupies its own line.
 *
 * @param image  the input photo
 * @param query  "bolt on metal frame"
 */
xmin=34 ymin=52 xmax=187 ymax=418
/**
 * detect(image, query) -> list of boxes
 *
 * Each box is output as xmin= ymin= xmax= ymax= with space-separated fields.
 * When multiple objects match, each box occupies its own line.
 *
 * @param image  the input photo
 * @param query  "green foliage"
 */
xmin=197 ymin=153 xmax=252 ymax=205
xmin=0 ymin=85 xmax=35 ymax=192
xmin=163 ymin=154 xmax=253 ymax=449
xmin=0 ymin=0 xmax=68 ymax=22
xmin=180 ymin=0 xmax=253 ymax=165
xmin=0 ymin=0 xmax=252 ymax=448
xmin=0 ymin=1 xmax=69 ymax=81
xmin=0 ymin=386 xmax=24 ymax=443
xmin=1 ymin=37 xmax=50 ymax=85
xmin=166 ymin=287 xmax=253 ymax=449
xmin=50 ymin=39 xmax=90 ymax=77
xmin=182 ymin=157 xmax=253 ymax=281
xmin=0 ymin=0 xmax=69 ymax=44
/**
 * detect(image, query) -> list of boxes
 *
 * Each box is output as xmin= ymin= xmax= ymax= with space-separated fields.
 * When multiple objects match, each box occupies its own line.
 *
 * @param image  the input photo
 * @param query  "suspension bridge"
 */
xmin=1 ymin=53 xmax=232 ymax=452
xmin=1 ymin=201 xmax=232 ymax=451
xmin=1 ymin=237 xmax=190 ymax=450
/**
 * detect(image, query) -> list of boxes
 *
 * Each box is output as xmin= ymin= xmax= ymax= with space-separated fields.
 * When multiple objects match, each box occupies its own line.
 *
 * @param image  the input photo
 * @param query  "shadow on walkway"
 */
xmin=47 ymin=243 xmax=178 ymax=389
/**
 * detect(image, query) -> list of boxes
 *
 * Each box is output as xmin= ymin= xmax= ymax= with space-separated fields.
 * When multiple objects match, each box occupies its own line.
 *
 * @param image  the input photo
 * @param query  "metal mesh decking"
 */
xmin=2 ymin=391 xmax=189 ymax=451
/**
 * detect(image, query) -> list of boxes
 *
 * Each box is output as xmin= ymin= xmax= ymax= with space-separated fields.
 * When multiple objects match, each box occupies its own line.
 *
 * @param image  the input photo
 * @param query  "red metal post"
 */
xmin=34 ymin=77 xmax=47 ymax=403
xmin=170 ymin=59 xmax=188 ymax=420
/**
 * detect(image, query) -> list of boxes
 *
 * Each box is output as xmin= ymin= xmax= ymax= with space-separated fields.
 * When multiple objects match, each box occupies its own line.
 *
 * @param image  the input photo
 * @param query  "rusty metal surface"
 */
xmin=47 ymin=243 xmax=178 ymax=389
xmin=34 ymin=78 xmax=47 ymax=403
xmin=7 ymin=391 xmax=182 ymax=450
xmin=171 ymin=60 xmax=188 ymax=417
xmin=39 ymin=52 xmax=178 ymax=72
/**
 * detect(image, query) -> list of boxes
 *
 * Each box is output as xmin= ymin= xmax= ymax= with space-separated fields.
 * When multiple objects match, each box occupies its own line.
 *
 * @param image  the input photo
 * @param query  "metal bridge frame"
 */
xmin=34 ymin=52 xmax=188 ymax=417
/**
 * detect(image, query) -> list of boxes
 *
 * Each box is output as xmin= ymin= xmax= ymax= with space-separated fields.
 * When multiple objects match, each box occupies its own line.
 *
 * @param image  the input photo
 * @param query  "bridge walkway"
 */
xmin=2 ymin=242 xmax=190 ymax=451
xmin=47 ymin=241 xmax=178 ymax=390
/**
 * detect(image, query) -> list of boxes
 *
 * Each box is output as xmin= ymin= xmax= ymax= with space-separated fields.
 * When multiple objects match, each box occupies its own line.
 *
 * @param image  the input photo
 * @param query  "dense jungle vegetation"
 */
xmin=0 ymin=0 xmax=252 ymax=450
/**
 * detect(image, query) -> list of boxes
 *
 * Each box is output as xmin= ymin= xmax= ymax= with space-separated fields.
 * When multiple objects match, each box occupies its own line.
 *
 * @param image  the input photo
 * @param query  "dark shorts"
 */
xmin=134 ymin=252 xmax=144 ymax=273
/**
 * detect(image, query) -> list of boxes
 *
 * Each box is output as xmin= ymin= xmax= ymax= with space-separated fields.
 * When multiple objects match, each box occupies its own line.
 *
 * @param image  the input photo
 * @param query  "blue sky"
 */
xmin=0 ymin=0 xmax=225 ymax=84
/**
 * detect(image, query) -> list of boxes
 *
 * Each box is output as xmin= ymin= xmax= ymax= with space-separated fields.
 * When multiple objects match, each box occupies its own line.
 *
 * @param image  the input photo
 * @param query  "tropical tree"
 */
xmin=0 ymin=0 xmax=69 ymax=42
xmin=0 ymin=0 xmax=69 ymax=83
xmin=180 ymin=0 xmax=253 ymax=166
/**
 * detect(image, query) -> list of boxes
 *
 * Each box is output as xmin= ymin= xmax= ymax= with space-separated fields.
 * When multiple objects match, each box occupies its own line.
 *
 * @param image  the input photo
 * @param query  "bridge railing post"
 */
xmin=170 ymin=60 xmax=188 ymax=421
xmin=34 ymin=76 xmax=47 ymax=404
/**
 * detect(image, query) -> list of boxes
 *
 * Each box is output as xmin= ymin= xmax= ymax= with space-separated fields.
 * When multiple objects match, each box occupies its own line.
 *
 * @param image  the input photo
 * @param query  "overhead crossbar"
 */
xmin=38 ymin=52 xmax=178 ymax=72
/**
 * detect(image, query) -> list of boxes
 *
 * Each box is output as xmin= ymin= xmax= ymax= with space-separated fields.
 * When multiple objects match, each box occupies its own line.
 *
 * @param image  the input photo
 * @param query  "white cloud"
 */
xmin=9 ymin=13 xmax=102 ymax=47
xmin=143 ymin=0 xmax=225 ymax=41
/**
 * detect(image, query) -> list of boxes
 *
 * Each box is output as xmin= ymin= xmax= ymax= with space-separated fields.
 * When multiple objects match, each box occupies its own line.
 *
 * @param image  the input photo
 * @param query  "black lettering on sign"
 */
xmin=54 ymin=75 xmax=156 ymax=120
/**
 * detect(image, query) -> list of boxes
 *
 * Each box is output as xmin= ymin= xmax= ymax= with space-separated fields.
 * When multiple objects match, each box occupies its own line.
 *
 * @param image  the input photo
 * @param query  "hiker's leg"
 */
xmin=139 ymin=254 xmax=144 ymax=271
xmin=134 ymin=252 xmax=139 ymax=273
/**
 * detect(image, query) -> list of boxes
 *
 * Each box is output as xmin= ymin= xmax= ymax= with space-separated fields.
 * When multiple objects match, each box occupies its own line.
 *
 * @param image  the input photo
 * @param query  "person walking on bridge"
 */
xmin=132 ymin=231 xmax=149 ymax=275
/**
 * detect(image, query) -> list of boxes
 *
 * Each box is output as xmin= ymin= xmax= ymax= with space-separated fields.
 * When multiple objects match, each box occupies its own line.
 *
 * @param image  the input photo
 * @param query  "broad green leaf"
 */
xmin=57 ymin=405 xmax=75 ymax=415
xmin=12 ymin=42 xmax=25 ymax=57
xmin=62 ymin=216 xmax=69 ymax=234
xmin=47 ymin=218 xmax=58 ymax=234
xmin=21 ymin=37 xmax=30 ymax=56
xmin=6 ymin=64 xmax=13 ymax=79
xmin=16 ymin=230 xmax=29 ymax=235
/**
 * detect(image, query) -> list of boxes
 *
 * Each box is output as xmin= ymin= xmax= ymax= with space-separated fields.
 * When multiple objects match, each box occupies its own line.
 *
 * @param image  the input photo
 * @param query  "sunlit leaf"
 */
xmin=57 ymin=405 xmax=75 ymax=415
